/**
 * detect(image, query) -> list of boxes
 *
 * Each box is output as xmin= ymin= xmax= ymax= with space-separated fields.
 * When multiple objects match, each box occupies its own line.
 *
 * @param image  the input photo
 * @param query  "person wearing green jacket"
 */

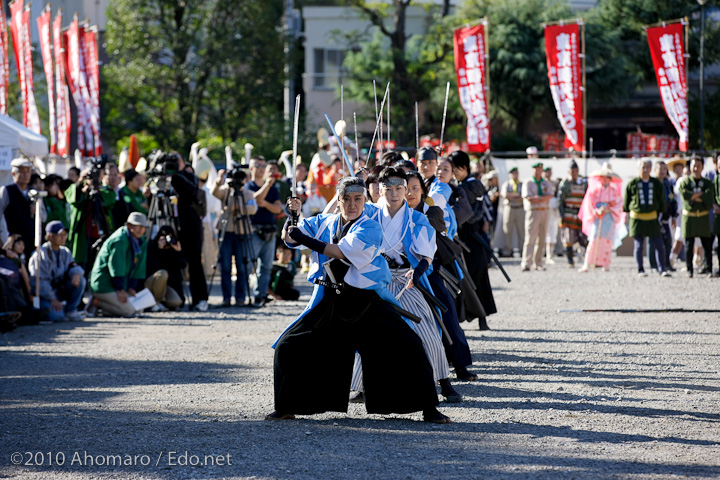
xmin=678 ymin=156 xmax=714 ymax=277
xmin=120 ymin=169 xmax=149 ymax=215
xmin=42 ymin=175 xmax=70 ymax=229
xmin=624 ymin=159 xmax=670 ymax=277
xmin=65 ymin=167 xmax=117 ymax=268
xmin=89 ymin=212 xmax=148 ymax=317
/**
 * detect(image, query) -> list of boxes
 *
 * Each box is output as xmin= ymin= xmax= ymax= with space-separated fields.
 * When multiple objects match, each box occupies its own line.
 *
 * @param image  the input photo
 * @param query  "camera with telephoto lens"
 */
xmin=147 ymin=150 xmax=181 ymax=193
xmin=147 ymin=150 xmax=180 ymax=177
xmin=87 ymin=156 xmax=107 ymax=190
xmin=227 ymin=164 xmax=248 ymax=188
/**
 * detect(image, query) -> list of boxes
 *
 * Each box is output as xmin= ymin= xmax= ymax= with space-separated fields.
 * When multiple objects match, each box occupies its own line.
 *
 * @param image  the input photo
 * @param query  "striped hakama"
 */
xmin=351 ymin=267 xmax=451 ymax=391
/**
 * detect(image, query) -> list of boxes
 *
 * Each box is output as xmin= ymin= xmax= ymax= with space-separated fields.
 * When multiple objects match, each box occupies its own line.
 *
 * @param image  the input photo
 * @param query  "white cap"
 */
xmin=10 ymin=157 xmax=33 ymax=169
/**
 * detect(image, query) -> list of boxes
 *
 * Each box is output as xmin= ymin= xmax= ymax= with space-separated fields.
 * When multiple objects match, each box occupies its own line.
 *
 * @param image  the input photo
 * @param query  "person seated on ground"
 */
xmin=145 ymin=225 xmax=186 ymax=311
xmin=270 ymin=244 xmax=299 ymax=301
xmin=267 ymin=176 xmax=450 ymax=424
xmin=28 ymin=221 xmax=86 ymax=322
xmin=2 ymin=234 xmax=31 ymax=299
xmin=88 ymin=213 xmax=148 ymax=317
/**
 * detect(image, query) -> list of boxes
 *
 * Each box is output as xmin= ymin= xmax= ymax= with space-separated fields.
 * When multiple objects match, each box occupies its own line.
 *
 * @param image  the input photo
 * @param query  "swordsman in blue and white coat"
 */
xmin=350 ymin=167 xmax=462 ymax=403
xmin=266 ymin=176 xmax=450 ymax=424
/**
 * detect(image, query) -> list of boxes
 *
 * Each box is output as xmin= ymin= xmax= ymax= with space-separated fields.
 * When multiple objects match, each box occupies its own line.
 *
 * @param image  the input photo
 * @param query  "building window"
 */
xmin=313 ymin=48 xmax=347 ymax=89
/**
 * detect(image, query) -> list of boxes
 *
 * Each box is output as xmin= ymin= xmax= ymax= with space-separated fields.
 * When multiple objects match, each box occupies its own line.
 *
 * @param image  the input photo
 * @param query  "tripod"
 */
xmin=75 ymin=183 xmax=111 ymax=275
xmin=207 ymin=184 xmax=257 ymax=304
xmin=146 ymin=186 xmax=180 ymax=241
xmin=145 ymin=182 xmax=191 ymax=302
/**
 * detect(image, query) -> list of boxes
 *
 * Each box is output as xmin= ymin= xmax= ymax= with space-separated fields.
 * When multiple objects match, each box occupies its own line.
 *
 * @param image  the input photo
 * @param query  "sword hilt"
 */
xmin=289 ymin=196 xmax=299 ymax=226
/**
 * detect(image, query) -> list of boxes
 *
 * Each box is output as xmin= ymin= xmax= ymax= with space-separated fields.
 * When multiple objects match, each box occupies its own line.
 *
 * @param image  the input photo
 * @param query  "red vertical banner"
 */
xmin=37 ymin=5 xmax=55 ymax=152
xmin=0 ymin=0 xmax=9 ymax=114
xmin=83 ymin=25 xmax=101 ymax=155
xmin=77 ymin=24 xmax=95 ymax=155
xmin=647 ymin=22 xmax=688 ymax=152
xmin=53 ymin=10 xmax=70 ymax=156
xmin=453 ymin=21 xmax=490 ymax=153
xmin=22 ymin=5 xmax=40 ymax=133
xmin=65 ymin=16 xmax=85 ymax=155
xmin=9 ymin=0 xmax=27 ymax=126
xmin=544 ymin=23 xmax=584 ymax=152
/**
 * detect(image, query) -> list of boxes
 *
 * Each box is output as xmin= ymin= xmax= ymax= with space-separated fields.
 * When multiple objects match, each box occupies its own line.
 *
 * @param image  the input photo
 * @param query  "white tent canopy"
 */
xmin=0 ymin=113 xmax=49 ymax=158
xmin=0 ymin=114 xmax=49 ymax=185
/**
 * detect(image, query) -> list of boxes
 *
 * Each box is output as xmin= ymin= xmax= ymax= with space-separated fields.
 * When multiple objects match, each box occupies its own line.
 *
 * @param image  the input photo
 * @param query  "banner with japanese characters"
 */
xmin=453 ymin=22 xmax=490 ymax=153
xmin=9 ymin=0 xmax=27 ymax=126
xmin=83 ymin=26 xmax=102 ymax=155
xmin=65 ymin=16 xmax=86 ymax=154
xmin=37 ymin=6 xmax=56 ymax=152
xmin=78 ymin=25 xmax=96 ymax=154
xmin=544 ymin=23 xmax=584 ymax=152
xmin=21 ymin=5 xmax=40 ymax=133
xmin=54 ymin=10 xmax=70 ymax=156
xmin=0 ymin=1 xmax=9 ymax=114
xmin=647 ymin=22 xmax=688 ymax=152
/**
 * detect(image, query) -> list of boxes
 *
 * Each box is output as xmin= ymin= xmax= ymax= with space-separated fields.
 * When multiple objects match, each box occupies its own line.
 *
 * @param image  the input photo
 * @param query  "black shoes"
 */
xmin=439 ymin=378 xmax=462 ymax=403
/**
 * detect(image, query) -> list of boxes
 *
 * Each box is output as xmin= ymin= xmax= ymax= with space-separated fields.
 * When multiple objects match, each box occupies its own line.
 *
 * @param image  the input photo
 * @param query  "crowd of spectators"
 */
xmin=2 ymin=141 xmax=718 ymax=334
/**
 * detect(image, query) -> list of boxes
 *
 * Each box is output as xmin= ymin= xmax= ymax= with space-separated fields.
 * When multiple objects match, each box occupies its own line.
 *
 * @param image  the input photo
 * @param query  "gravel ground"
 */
xmin=2 ymin=255 xmax=720 ymax=479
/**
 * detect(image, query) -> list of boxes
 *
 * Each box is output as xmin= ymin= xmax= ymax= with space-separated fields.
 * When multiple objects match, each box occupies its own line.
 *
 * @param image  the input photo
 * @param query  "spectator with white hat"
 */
xmin=89 ymin=212 xmax=148 ymax=317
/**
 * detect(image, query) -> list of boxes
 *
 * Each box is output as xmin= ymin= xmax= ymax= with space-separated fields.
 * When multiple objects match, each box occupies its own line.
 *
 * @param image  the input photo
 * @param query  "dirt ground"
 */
xmin=2 ymin=255 xmax=719 ymax=479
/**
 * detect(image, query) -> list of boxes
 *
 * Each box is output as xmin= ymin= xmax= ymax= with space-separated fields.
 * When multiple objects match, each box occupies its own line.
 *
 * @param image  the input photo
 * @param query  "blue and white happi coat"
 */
xmin=426 ymin=177 xmax=458 ymax=239
xmin=364 ymin=199 xmax=443 ymax=336
xmin=273 ymin=210 xmax=410 ymax=347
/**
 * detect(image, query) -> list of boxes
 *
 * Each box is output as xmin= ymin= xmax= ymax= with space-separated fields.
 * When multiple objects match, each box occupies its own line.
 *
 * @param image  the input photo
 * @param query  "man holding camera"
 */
xmin=211 ymin=167 xmax=258 ymax=306
xmin=169 ymin=154 xmax=209 ymax=311
xmin=244 ymin=156 xmax=283 ymax=307
xmin=65 ymin=161 xmax=117 ymax=270
xmin=28 ymin=221 xmax=86 ymax=322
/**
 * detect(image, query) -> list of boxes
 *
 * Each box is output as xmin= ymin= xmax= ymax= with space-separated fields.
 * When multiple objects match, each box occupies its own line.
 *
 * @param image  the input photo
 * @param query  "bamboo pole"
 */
xmin=642 ymin=17 xmax=687 ymax=30
xmin=453 ymin=19 xmax=485 ymax=32
xmin=541 ymin=17 xmax=583 ymax=28
xmin=483 ymin=16 xmax=491 ymax=154
xmin=581 ymin=20 xmax=587 ymax=158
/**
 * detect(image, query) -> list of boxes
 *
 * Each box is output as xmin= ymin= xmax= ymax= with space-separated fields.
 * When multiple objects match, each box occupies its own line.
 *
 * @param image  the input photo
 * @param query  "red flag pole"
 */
xmin=37 ymin=3 xmax=55 ymax=151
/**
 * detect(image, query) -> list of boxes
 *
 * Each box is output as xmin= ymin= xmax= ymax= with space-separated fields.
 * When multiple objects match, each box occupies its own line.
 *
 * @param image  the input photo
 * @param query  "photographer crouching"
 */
xmin=146 ymin=225 xmax=185 ymax=311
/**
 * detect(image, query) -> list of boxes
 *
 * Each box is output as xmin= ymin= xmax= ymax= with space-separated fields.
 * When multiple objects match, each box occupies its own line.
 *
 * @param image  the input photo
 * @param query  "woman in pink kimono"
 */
xmin=578 ymin=163 xmax=626 ymax=272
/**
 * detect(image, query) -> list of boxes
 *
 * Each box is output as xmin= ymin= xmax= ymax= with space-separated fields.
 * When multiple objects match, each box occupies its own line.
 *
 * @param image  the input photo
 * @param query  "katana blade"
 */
xmin=292 ymin=94 xmax=301 ymax=197
xmin=324 ymin=113 xmax=355 ymax=176
xmin=439 ymin=82 xmax=450 ymax=154
xmin=366 ymin=82 xmax=390 ymax=168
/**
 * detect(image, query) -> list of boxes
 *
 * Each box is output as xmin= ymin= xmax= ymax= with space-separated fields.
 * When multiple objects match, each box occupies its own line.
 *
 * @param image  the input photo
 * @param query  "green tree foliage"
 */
xmin=103 ymin=0 xmax=287 ymax=157
xmin=341 ymin=0 xmax=453 ymax=145
xmin=597 ymin=0 xmax=720 ymax=150
xmin=597 ymin=0 xmax=720 ymax=83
